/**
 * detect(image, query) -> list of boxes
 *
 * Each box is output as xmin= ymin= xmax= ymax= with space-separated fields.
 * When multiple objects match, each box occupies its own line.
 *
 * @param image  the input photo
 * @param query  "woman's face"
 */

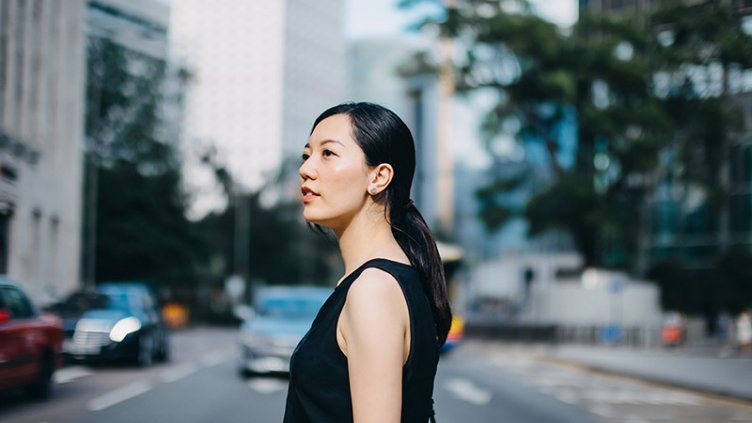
xmin=299 ymin=114 xmax=372 ymax=229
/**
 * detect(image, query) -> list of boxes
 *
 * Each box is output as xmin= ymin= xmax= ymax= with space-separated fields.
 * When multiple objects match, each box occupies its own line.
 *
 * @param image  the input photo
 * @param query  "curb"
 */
xmin=538 ymin=354 xmax=752 ymax=404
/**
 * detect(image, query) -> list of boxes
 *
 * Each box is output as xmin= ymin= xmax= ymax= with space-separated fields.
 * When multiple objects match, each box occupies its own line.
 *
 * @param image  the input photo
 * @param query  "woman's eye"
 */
xmin=301 ymin=153 xmax=310 ymax=162
xmin=322 ymin=149 xmax=334 ymax=157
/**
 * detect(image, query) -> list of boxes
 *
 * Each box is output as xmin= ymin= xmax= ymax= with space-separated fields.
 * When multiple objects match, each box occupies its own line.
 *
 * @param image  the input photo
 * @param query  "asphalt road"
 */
xmin=1 ymin=328 xmax=750 ymax=423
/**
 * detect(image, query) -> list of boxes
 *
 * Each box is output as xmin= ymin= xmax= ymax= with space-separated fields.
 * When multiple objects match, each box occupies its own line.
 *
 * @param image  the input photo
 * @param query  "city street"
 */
xmin=1 ymin=328 xmax=751 ymax=423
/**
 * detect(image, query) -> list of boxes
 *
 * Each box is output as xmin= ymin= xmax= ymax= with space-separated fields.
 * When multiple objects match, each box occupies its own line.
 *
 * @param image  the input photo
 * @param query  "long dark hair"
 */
xmin=311 ymin=102 xmax=452 ymax=346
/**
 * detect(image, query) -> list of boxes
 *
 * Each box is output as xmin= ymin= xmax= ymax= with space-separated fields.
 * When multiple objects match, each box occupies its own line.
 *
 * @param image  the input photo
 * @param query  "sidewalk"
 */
xmin=541 ymin=344 xmax=752 ymax=402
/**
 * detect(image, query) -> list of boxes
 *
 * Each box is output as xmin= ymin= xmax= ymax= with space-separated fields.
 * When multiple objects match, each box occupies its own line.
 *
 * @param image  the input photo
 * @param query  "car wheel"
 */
xmin=28 ymin=352 xmax=54 ymax=400
xmin=137 ymin=334 xmax=154 ymax=367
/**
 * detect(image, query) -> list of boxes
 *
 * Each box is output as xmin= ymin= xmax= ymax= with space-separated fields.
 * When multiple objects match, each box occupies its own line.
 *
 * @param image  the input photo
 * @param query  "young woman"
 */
xmin=283 ymin=102 xmax=452 ymax=422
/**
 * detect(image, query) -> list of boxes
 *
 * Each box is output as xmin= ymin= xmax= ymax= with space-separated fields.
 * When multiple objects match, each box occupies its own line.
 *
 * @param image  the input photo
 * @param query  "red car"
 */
xmin=0 ymin=277 xmax=63 ymax=399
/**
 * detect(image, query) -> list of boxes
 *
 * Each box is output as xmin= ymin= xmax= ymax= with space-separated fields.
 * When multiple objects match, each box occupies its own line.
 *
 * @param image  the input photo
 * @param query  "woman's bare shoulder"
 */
xmin=344 ymin=267 xmax=407 ymax=319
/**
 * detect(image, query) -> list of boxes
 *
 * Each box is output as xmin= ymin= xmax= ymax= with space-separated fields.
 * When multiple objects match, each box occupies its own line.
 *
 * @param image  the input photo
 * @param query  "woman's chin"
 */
xmin=303 ymin=213 xmax=337 ymax=230
xmin=303 ymin=210 xmax=326 ymax=225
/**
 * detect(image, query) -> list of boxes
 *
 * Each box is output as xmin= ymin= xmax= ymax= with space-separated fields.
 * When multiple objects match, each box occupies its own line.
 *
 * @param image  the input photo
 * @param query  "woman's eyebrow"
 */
xmin=321 ymin=139 xmax=345 ymax=147
xmin=305 ymin=139 xmax=345 ymax=149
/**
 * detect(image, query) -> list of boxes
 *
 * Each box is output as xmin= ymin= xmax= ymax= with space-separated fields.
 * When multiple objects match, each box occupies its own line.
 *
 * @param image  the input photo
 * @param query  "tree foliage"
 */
xmin=194 ymin=191 xmax=342 ymax=288
xmin=84 ymin=38 xmax=205 ymax=287
xmin=400 ymin=0 xmax=752 ymax=315
xmin=405 ymin=1 xmax=752 ymax=273
xmin=194 ymin=152 xmax=342 ymax=288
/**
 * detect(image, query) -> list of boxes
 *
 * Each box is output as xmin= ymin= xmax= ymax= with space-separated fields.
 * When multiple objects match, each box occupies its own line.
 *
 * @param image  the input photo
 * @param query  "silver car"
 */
xmin=237 ymin=286 xmax=331 ymax=376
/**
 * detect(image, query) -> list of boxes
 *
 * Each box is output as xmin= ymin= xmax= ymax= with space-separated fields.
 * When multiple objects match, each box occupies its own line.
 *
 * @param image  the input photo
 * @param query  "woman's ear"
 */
xmin=367 ymin=163 xmax=394 ymax=195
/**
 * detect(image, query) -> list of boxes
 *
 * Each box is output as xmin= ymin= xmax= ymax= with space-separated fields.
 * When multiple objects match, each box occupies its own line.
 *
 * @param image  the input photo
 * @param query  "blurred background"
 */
xmin=1 ymin=0 xmax=752 ymax=422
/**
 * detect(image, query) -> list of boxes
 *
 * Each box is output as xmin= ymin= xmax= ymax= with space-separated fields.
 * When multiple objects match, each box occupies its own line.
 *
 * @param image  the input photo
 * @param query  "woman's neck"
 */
xmin=335 ymin=207 xmax=405 ymax=279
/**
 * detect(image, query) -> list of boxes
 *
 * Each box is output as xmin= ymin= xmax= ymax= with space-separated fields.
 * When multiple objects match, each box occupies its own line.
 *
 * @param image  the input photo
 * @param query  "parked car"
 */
xmin=0 ymin=276 xmax=63 ymax=399
xmin=237 ymin=286 xmax=330 ymax=376
xmin=53 ymin=282 xmax=169 ymax=366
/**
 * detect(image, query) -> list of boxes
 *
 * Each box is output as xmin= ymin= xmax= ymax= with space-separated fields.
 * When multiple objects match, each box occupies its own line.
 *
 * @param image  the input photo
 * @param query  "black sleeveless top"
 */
xmin=283 ymin=258 xmax=439 ymax=422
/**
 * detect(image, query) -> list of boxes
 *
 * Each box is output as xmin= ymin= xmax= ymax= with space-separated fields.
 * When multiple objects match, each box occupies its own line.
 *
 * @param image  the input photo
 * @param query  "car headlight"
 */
xmin=110 ymin=317 xmax=142 ymax=342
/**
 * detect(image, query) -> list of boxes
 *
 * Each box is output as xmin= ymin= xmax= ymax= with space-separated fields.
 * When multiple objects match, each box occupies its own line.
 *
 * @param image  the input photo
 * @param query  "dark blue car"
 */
xmin=54 ymin=282 xmax=169 ymax=366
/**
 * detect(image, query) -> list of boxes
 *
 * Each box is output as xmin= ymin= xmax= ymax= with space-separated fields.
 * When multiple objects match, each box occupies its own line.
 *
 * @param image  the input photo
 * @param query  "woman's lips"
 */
xmin=301 ymin=186 xmax=319 ymax=202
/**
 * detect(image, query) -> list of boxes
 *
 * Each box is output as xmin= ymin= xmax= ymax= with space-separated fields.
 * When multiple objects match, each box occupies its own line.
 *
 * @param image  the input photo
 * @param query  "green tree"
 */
xmin=403 ymin=0 xmax=751 ymax=273
xmin=84 ymin=38 xmax=205 ymax=289
xmin=194 ymin=152 xmax=342 ymax=289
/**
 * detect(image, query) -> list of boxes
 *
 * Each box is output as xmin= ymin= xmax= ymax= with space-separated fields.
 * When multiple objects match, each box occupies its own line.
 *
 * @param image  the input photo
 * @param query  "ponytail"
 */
xmin=390 ymin=203 xmax=452 ymax=347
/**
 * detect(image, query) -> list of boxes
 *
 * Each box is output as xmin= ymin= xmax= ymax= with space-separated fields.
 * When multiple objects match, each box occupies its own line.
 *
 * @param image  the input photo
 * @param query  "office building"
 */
xmin=0 ymin=0 xmax=87 ymax=302
xmin=170 ymin=0 xmax=346 ymax=216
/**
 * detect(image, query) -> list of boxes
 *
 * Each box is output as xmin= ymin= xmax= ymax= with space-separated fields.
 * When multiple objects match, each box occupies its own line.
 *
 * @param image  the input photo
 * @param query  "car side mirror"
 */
xmin=233 ymin=304 xmax=255 ymax=321
xmin=0 ymin=309 xmax=11 ymax=324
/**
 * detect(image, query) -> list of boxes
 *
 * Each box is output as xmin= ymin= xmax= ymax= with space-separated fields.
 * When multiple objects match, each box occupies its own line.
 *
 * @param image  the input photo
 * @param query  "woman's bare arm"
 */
xmin=338 ymin=268 xmax=410 ymax=423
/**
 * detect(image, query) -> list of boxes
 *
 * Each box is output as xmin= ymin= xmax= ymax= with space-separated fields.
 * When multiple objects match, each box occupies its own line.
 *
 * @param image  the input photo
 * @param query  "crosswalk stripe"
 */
xmin=444 ymin=378 xmax=492 ymax=405
xmin=54 ymin=366 xmax=93 ymax=384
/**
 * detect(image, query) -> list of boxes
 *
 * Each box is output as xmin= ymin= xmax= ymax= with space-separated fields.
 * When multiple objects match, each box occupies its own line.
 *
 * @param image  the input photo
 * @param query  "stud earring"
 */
xmin=370 ymin=187 xmax=377 ymax=194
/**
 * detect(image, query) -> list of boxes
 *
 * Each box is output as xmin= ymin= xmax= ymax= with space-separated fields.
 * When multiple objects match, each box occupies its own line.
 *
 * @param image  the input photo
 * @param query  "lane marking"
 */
xmin=88 ymin=381 xmax=152 ymax=411
xmin=553 ymin=389 xmax=578 ymax=404
xmin=443 ymin=378 xmax=492 ymax=405
xmin=589 ymin=404 xmax=614 ymax=418
xmin=160 ymin=363 xmax=199 ymax=383
xmin=247 ymin=378 xmax=288 ymax=394
xmin=54 ymin=366 xmax=93 ymax=384
xmin=200 ymin=350 xmax=230 ymax=367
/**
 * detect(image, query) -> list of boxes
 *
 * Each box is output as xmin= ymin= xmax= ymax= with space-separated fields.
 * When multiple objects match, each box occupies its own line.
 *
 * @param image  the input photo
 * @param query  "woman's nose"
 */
xmin=299 ymin=158 xmax=317 ymax=181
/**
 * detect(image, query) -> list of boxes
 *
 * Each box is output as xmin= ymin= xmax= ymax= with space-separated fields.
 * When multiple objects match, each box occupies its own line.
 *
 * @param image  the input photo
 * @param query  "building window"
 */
xmin=29 ymin=0 xmax=42 ymax=131
xmin=730 ymin=193 xmax=751 ymax=236
xmin=0 ymin=209 xmax=10 ymax=274
xmin=730 ymin=142 xmax=752 ymax=185
xmin=0 ymin=0 xmax=9 ymax=122
xmin=31 ymin=207 xmax=41 ymax=285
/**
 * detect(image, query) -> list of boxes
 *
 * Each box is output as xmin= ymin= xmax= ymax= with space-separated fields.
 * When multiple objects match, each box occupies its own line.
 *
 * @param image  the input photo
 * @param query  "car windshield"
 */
xmin=103 ymin=291 xmax=136 ymax=312
xmin=55 ymin=292 xmax=109 ymax=317
xmin=55 ymin=289 xmax=142 ymax=316
xmin=257 ymin=295 xmax=326 ymax=319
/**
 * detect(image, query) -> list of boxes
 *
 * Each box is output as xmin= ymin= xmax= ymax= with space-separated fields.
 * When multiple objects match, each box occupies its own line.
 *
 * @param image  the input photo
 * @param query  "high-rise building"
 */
xmin=0 ymin=0 xmax=87 ymax=303
xmin=87 ymin=0 xmax=170 ymax=60
xmin=346 ymin=37 xmax=441 ymax=225
xmin=170 ymin=0 xmax=346 ymax=216
xmin=86 ymin=0 xmax=179 ymax=145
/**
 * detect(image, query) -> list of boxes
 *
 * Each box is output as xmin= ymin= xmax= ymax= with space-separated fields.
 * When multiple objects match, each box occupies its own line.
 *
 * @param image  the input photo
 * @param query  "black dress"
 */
xmin=283 ymin=258 xmax=439 ymax=422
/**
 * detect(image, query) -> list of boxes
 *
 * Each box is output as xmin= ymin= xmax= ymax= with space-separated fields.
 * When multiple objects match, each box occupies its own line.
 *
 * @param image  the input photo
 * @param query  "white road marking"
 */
xmin=730 ymin=412 xmax=752 ymax=421
xmin=88 ymin=381 xmax=152 ymax=411
xmin=589 ymin=404 xmax=614 ymax=418
xmin=553 ymin=389 xmax=579 ymax=404
xmin=200 ymin=350 xmax=230 ymax=367
xmin=247 ymin=378 xmax=288 ymax=394
xmin=443 ymin=378 xmax=492 ymax=405
xmin=160 ymin=363 xmax=199 ymax=383
xmin=54 ymin=366 xmax=93 ymax=384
